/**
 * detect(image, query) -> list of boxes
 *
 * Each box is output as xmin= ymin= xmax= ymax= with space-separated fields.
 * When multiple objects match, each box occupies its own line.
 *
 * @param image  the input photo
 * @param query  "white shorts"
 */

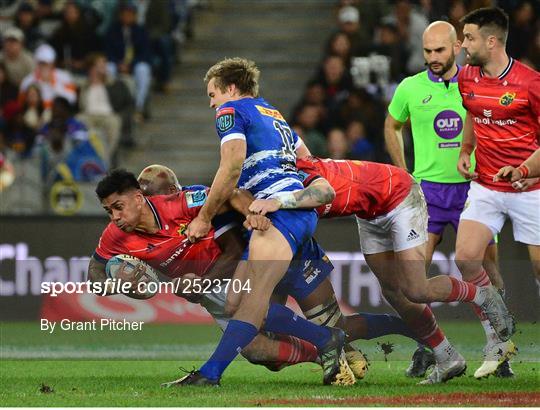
xmin=356 ymin=183 xmax=428 ymax=254
xmin=460 ymin=181 xmax=540 ymax=245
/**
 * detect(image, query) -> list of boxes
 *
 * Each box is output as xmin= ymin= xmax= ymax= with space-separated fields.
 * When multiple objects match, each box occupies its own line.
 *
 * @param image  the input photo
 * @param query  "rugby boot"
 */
xmin=161 ymin=370 xmax=220 ymax=387
xmin=418 ymin=351 xmax=466 ymax=385
xmin=318 ymin=327 xmax=356 ymax=386
xmin=474 ymin=340 xmax=517 ymax=379
xmin=495 ymin=360 xmax=515 ymax=378
xmin=478 ymin=286 xmax=515 ymax=342
xmin=345 ymin=349 xmax=368 ymax=379
xmin=405 ymin=347 xmax=436 ymax=378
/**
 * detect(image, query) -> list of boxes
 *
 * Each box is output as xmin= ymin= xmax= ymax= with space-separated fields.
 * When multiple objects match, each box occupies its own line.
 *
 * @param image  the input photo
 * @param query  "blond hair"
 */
xmin=204 ymin=57 xmax=260 ymax=97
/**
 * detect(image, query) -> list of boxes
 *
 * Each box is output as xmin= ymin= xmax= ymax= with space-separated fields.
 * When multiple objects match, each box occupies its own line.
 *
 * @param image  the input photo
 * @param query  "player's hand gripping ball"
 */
xmin=106 ymin=254 xmax=159 ymax=299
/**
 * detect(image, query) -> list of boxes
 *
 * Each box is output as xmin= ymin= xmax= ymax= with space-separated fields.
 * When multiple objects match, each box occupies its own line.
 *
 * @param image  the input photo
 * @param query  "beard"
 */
xmin=428 ymin=52 xmax=455 ymax=76
xmin=465 ymin=51 xmax=486 ymax=67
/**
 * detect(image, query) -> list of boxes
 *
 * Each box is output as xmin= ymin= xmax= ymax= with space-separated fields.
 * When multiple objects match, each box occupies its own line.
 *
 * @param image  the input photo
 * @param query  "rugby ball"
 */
xmin=105 ymin=254 xmax=159 ymax=298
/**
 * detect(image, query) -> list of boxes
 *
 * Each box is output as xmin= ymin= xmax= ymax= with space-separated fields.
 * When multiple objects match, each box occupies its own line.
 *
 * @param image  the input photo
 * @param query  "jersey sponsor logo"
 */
xmin=302 ymin=260 xmax=321 ymax=284
xmin=474 ymin=116 xmax=517 ymax=126
xmin=177 ymin=224 xmax=187 ymax=236
xmin=422 ymin=94 xmax=432 ymax=104
xmin=185 ymin=190 xmax=207 ymax=208
xmin=159 ymin=240 xmax=190 ymax=269
xmin=255 ymin=105 xmax=285 ymax=121
xmin=297 ymin=170 xmax=309 ymax=182
xmin=438 ymin=142 xmax=460 ymax=148
xmin=499 ymin=92 xmax=516 ymax=106
xmin=433 ymin=110 xmax=463 ymax=140
xmin=483 ymin=109 xmax=492 ymax=118
xmin=216 ymin=107 xmax=235 ymax=132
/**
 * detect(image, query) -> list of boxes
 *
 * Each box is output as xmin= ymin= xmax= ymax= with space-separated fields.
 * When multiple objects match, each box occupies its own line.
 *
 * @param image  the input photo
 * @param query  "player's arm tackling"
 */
xmin=186 ymin=139 xmax=246 ymax=242
xmin=249 ymin=178 xmax=335 ymax=215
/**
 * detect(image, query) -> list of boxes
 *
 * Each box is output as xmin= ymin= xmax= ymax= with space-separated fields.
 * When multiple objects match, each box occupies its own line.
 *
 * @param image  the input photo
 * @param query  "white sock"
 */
xmin=472 ymin=285 xmax=486 ymax=305
xmin=481 ymin=320 xmax=501 ymax=345
xmin=432 ymin=337 xmax=456 ymax=362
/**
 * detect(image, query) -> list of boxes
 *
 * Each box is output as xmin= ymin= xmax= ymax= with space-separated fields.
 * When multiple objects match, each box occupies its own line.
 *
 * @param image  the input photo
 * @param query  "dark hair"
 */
xmin=52 ymin=96 xmax=73 ymax=114
xmin=96 ymin=169 xmax=140 ymax=200
xmin=22 ymin=83 xmax=45 ymax=115
xmin=460 ymin=7 xmax=509 ymax=44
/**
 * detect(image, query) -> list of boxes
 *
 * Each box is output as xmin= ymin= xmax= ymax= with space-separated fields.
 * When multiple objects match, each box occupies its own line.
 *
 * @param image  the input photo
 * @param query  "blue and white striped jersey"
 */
xmin=214 ymin=97 xmax=304 ymax=199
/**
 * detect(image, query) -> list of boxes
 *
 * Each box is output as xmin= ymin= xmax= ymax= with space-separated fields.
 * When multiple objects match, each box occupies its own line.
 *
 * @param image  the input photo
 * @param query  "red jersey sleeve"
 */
xmin=296 ymin=158 xmax=323 ymax=187
xmin=94 ymin=224 xmax=128 ymax=262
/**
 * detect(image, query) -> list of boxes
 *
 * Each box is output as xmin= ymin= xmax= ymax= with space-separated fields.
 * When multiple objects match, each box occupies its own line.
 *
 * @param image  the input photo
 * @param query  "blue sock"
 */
xmin=361 ymin=313 xmax=417 ymax=341
xmin=199 ymin=319 xmax=258 ymax=381
xmin=263 ymin=303 xmax=331 ymax=350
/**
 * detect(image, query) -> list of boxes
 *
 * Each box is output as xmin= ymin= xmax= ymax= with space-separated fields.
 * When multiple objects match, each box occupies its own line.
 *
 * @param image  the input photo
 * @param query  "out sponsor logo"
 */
xmin=433 ymin=110 xmax=463 ymax=140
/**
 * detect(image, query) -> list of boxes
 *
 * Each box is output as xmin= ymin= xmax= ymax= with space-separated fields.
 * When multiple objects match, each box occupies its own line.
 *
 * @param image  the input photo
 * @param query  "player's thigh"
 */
xmin=506 ymin=189 xmax=540 ymax=246
xmin=394 ymin=244 xmax=430 ymax=299
xmin=457 ymin=182 xmax=506 ymax=262
xmin=455 ymin=219 xmax=496 ymax=273
xmin=247 ymin=226 xmax=294 ymax=285
xmin=364 ymin=251 xmax=400 ymax=291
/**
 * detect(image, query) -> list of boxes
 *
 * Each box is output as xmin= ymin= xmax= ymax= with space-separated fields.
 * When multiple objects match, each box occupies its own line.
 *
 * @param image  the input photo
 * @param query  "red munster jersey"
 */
xmin=296 ymin=157 xmax=413 ymax=219
xmin=458 ymin=58 xmax=540 ymax=192
xmin=94 ymin=191 xmax=222 ymax=278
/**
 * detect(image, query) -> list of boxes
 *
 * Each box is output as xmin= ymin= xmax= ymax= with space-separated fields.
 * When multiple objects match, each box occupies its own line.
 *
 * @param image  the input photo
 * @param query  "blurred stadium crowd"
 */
xmin=0 ymin=0 xmax=198 ymax=199
xmin=289 ymin=0 xmax=539 ymax=163
xmin=0 ymin=0 xmax=538 ymax=213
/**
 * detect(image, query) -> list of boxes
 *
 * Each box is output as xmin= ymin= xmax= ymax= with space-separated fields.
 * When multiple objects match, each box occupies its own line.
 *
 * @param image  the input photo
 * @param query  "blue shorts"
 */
xmin=242 ymin=209 xmax=318 ymax=258
xmin=274 ymin=238 xmax=334 ymax=301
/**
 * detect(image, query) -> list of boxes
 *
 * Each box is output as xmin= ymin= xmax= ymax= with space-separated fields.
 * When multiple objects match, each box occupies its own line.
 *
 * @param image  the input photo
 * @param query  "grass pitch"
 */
xmin=1 ymin=321 xmax=538 ymax=406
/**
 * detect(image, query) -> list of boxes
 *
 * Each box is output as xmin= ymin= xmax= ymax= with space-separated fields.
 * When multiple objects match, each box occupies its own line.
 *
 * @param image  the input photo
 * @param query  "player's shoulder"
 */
xmin=219 ymin=98 xmax=254 ymax=112
xmin=512 ymin=59 xmax=540 ymax=81
xmin=182 ymin=184 xmax=209 ymax=192
xmin=101 ymin=221 xmax=126 ymax=241
xmin=297 ymin=155 xmax=320 ymax=168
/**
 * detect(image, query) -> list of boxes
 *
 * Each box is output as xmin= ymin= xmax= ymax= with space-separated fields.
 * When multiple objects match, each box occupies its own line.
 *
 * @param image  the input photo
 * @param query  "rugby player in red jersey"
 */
xmin=456 ymin=6 xmax=539 ymax=378
xmin=250 ymin=146 xmax=513 ymax=384
xmin=87 ymin=169 xmax=319 ymax=374
xmin=136 ymin=164 xmax=426 ymax=381
xmin=87 ymin=168 xmax=415 ymax=384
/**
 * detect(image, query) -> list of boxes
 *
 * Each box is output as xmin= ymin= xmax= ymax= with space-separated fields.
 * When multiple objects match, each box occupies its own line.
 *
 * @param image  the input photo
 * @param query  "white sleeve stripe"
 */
xmin=295 ymin=138 xmax=303 ymax=150
xmin=214 ymin=222 xmax=238 ymax=238
xmin=221 ymin=133 xmax=246 ymax=145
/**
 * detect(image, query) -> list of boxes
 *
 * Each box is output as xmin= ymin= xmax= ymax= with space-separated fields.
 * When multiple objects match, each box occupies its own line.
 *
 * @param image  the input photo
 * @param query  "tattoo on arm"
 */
xmin=292 ymin=179 xmax=335 ymax=208
xmin=88 ymin=256 xmax=107 ymax=282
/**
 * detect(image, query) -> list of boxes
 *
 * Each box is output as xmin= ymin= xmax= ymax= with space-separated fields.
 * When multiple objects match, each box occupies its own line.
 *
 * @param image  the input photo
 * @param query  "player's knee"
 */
xmin=224 ymin=300 xmax=239 ymax=317
xmin=455 ymin=245 xmax=484 ymax=270
xmin=381 ymin=285 xmax=401 ymax=305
